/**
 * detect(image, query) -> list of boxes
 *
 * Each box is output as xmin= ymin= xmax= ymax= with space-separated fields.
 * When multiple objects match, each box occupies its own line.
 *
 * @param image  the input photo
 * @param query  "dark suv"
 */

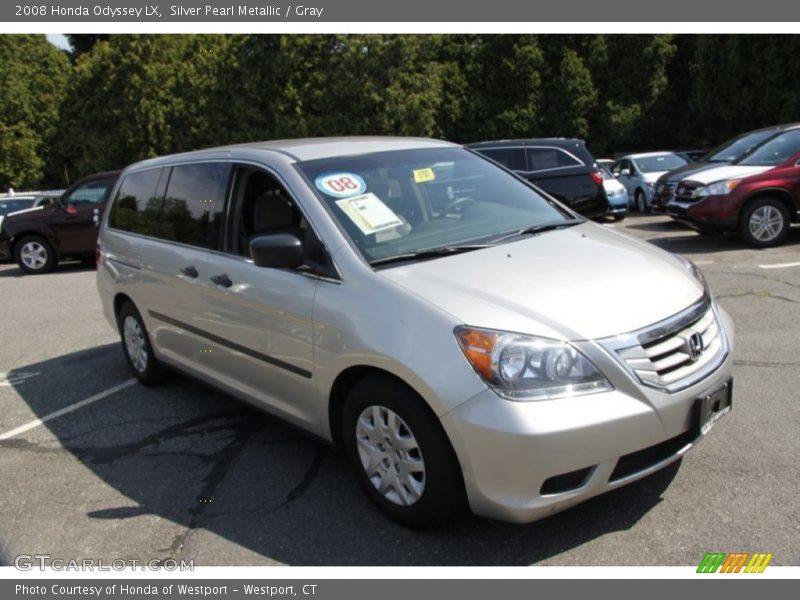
xmin=651 ymin=123 xmax=800 ymax=212
xmin=467 ymin=139 xmax=609 ymax=218
xmin=0 ymin=171 xmax=120 ymax=274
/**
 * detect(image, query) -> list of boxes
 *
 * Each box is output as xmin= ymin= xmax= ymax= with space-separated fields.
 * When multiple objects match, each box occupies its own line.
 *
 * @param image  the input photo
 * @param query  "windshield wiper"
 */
xmin=369 ymin=244 xmax=491 ymax=267
xmin=490 ymin=219 xmax=582 ymax=244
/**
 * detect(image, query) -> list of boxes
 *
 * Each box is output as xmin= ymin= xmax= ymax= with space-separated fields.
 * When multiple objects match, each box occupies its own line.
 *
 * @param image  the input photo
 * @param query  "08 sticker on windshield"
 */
xmin=315 ymin=172 xmax=367 ymax=198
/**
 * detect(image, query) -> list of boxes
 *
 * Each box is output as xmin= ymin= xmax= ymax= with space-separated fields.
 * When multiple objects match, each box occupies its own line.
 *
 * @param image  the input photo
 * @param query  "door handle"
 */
xmin=210 ymin=274 xmax=233 ymax=288
xmin=179 ymin=266 xmax=198 ymax=278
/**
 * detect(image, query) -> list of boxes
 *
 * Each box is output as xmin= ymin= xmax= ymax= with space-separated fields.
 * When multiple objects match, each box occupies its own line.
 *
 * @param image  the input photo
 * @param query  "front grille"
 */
xmin=602 ymin=298 xmax=728 ymax=392
xmin=609 ymin=429 xmax=695 ymax=482
xmin=653 ymin=181 xmax=676 ymax=200
xmin=674 ymin=181 xmax=703 ymax=203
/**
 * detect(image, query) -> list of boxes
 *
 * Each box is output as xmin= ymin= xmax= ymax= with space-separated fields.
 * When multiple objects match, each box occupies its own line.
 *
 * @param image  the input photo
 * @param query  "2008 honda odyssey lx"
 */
xmin=97 ymin=137 xmax=734 ymax=526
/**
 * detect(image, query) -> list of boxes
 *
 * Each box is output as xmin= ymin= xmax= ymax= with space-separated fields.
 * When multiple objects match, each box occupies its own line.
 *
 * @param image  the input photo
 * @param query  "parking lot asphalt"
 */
xmin=0 ymin=214 xmax=798 ymax=567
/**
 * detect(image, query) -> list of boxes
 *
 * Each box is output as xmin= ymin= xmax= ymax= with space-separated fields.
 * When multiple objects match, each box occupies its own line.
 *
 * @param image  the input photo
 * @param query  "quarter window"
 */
xmin=526 ymin=148 xmax=582 ymax=171
xmin=108 ymin=169 xmax=165 ymax=236
xmin=477 ymin=148 xmax=526 ymax=171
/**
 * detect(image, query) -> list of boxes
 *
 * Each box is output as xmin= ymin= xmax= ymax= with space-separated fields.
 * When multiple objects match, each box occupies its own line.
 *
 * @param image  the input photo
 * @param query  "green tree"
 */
xmin=0 ymin=35 xmax=70 ymax=190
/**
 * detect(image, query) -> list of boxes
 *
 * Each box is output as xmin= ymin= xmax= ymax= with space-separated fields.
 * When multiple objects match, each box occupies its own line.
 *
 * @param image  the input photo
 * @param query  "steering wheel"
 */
xmin=439 ymin=196 xmax=475 ymax=218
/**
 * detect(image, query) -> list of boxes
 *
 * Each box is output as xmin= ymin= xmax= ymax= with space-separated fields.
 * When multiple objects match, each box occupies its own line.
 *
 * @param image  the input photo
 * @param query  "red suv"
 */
xmin=667 ymin=129 xmax=800 ymax=247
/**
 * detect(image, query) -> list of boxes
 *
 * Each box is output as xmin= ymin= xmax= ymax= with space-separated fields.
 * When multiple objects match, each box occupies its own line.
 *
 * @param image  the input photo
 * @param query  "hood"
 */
xmin=657 ymin=161 xmax=728 ymax=183
xmin=380 ymin=223 xmax=704 ymax=341
xmin=2 ymin=204 xmax=55 ymax=230
xmin=602 ymin=178 xmax=626 ymax=194
xmin=684 ymin=164 xmax=772 ymax=185
xmin=643 ymin=171 xmax=668 ymax=183
xmin=5 ymin=205 xmax=45 ymax=219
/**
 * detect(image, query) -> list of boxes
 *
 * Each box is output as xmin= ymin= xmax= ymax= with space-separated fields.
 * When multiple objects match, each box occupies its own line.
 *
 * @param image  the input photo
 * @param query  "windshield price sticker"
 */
xmin=335 ymin=193 xmax=403 ymax=235
xmin=315 ymin=173 xmax=367 ymax=198
xmin=413 ymin=168 xmax=436 ymax=183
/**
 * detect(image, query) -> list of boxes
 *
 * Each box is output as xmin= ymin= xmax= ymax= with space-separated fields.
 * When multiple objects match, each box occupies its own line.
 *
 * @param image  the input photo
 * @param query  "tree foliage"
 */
xmin=4 ymin=34 xmax=800 ymax=189
xmin=0 ymin=35 xmax=70 ymax=190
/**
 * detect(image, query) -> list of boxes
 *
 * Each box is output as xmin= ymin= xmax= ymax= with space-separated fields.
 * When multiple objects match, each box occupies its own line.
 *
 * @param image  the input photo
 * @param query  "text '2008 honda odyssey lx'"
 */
xmin=97 ymin=137 xmax=734 ymax=527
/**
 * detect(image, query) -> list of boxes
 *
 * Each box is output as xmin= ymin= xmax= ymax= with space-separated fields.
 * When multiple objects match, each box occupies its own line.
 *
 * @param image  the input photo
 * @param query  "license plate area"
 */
xmin=692 ymin=378 xmax=733 ymax=436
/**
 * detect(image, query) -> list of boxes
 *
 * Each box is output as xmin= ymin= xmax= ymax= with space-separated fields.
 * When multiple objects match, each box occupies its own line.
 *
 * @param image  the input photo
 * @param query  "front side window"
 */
xmin=737 ymin=130 xmax=800 ymax=166
xmin=296 ymin=147 xmax=574 ymax=265
xmin=65 ymin=177 xmax=116 ymax=206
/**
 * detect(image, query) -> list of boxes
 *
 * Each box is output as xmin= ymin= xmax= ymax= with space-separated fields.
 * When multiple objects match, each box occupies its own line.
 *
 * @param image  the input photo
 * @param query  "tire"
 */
xmin=341 ymin=376 xmax=466 ymax=527
xmin=14 ymin=235 xmax=56 ymax=274
xmin=613 ymin=213 xmax=626 ymax=222
xmin=635 ymin=189 xmax=649 ymax=214
xmin=118 ymin=301 xmax=169 ymax=386
xmin=739 ymin=198 xmax=791 ymax=248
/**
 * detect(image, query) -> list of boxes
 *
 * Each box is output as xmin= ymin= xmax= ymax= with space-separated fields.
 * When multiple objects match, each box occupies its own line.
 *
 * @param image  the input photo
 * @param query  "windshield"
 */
xmin=706 ymin=130 xmax=776 ymax=162
xmin=296 ymin=147 xmax=574 ymax=265
xmin=736 ymin=130 xmax=800 ymax=166
xmin=633 ymin=154 xmax=687 ymax=173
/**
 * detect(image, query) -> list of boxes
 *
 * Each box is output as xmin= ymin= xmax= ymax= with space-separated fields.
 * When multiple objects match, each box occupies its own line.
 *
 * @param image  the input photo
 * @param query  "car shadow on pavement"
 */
xmin=3 ymin=343 xmax=680 ymax=566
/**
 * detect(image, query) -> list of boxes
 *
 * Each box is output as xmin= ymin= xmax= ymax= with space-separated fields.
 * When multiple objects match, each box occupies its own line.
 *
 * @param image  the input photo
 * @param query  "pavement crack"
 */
xmin=155 ymin=416 xmax=261 ymax=563
xmin=716 ymin=290 xmax=800 ymax=304
xmin=734 ymin=359 xmax=800 ymax=368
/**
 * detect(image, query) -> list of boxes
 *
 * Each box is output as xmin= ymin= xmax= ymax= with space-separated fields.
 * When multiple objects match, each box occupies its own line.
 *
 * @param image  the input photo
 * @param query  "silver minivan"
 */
xmin=97 ymin=137 xmax=734 ymax=526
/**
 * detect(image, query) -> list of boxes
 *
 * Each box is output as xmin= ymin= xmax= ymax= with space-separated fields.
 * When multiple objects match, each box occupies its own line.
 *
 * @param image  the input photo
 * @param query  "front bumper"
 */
xmin=440 ymin=305 xmax=735 ymax=523
xmin=666 ymin=199 xmax=738 ymax=231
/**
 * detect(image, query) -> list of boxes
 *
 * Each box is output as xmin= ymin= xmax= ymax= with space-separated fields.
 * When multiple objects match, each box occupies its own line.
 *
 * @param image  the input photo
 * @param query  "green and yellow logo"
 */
xmin=697 ymin=552 xmax=773 ymax=573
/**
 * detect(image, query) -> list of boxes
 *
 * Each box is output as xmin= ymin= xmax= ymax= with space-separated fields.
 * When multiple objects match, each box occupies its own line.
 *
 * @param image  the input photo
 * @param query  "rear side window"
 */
xmin=161 ymin=163 xmax=229 ymax=249
xmin=108 ymin=169 xmax=165 ymax=236
xmin=477 ymin=147 xmax=526 ymax=171
xmin=527 ymin=147 xmax=583 ymax=171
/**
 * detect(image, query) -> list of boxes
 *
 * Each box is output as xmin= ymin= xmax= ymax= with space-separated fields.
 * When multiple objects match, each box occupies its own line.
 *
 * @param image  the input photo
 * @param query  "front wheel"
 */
xmin=739 ymin=198 xmax=790 ymax=248
xmin=341 ymin=376 xmax=466 ymax=527
xmin=118 ymin=301 xmax=169 ymax=386
xmin=635 ymin=189 xmax=649 ymax=214
xmin=15 ymin=235 xmax=56 ymax=274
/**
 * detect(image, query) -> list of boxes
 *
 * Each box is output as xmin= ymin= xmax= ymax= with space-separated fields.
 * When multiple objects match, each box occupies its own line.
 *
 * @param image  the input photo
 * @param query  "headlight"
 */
xmin=696 ymin=179 xmax=741 ymax=198
xmin=454 ymin=327 xmax=613 ymax=401
xmin=674 ymin=254 xmax=710 ymax=294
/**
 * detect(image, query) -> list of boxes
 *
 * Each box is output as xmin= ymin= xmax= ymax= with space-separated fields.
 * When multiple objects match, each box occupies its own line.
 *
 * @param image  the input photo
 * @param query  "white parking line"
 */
xmin=0 ymin=379 xmax=136 ymax=441
xmin=758 ymin=261 xmax=800 ymax=270
xmin=693 ymin=260 xmax=715 ymax=265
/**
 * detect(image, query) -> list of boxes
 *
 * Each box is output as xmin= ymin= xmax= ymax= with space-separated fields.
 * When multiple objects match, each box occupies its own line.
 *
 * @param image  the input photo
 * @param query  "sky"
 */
xmin=46 ymin=33 xmax=71 ymax=50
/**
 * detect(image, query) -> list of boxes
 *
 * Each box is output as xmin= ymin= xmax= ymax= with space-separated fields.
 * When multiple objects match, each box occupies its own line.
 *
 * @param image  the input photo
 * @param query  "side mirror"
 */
xmin=249 ymin=232 xmax=304 ymax=269
xmin=619 ymin=169 xmax=631 ymax=177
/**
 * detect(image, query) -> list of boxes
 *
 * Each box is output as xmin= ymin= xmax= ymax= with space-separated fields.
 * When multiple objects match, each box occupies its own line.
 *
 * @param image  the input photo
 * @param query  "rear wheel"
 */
xmin=613 ymin=213 xmax=626 ymax=222
xmin=739 ymin=198 xmax=790 ymax=248
xmin=341 ymin=376 xmax=466 ymax=527
xmin=118 ymin=301 xmax=169 ymax=386
xmin=15 ymin=235 xmax=56 ymax=274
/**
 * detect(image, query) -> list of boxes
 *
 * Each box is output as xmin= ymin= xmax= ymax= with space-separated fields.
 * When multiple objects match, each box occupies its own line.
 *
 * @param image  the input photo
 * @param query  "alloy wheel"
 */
xmin=123 ymin=315 xmax=149 ymax=373
xmin=748 ymin=205 xmax=785 ymax=243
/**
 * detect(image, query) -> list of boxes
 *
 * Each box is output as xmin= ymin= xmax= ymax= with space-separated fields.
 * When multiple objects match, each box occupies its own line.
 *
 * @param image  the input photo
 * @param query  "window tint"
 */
xmin=161 ymin=163 xmax=229 ymax=249
xmin=108 ymin=169 xmax=165 ymax=236
xmin=477 ymin=148 xmax=526 ymax=171
xmin=527 ymin=147 xmax=582 ymax=171
xmin=65 ymin=178 xmax=115 ymax=206
xmin=0 ymin=199 xmax=35 ymax=215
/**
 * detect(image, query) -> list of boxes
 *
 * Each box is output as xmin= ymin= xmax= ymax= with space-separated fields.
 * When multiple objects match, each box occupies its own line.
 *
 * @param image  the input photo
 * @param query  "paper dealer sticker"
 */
xmin=335 ymin=193 xmax=403 ymax=235
xmin=315 ymin=172 xmax=367 ymax=198
xmin=413 ymin=168 xmax=436 ymax=183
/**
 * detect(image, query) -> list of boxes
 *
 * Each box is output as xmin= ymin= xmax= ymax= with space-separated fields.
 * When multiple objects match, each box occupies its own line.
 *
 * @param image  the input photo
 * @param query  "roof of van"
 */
xmin=131 ymin=137 xmax=457 ymax=169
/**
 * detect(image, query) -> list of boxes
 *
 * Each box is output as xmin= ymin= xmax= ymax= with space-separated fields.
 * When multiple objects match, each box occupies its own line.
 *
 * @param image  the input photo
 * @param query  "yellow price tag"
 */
xmin=413 ymin=168 xmax=436 ymax=183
